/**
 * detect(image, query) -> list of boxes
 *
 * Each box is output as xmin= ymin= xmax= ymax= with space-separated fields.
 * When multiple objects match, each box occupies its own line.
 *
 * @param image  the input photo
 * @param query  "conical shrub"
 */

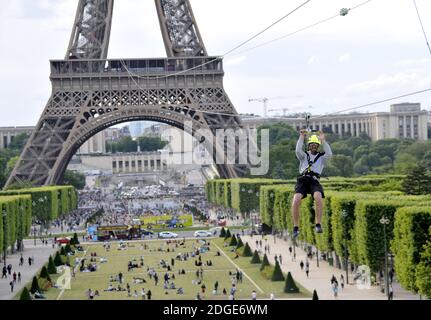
xmin=20 ymin=287 xmax=32 ymax=300
xmin=284 ymin=272 xmax=299 ymax=293
xmin=65 ymin=243 xmax=72 ymax=253
xmin=71 ymin=232 xmax=79 ymax=245
xmin=30 ymin=276 xmax=40 ymax=294
xmin=260 ymin=254 xmax=270 ymax=271
xmin=243 ymin=243 xmax=253 ymax=257
xmin=220 ymin=227 xmax=226 ymax=238
xmin=225 ymin=229 xmax=232 ymax=239
xmin=271 ymin=261 xmax=285 ymax=281
xmin=39 ymin=266 xmax=51 ymax=282
xmin=54 ymin=251 xmax=63 ymax=266
xmin=251 ymin=250 xmax=261 ymax=264
xmin=229 ymin=235 xmax=238 ymax=246
xmin=236 ymin=237 xmax=244 ymax=248
xmin=48 ymin=256 xmax=57 ymax=274
xmin=312 ymin=290 xmax=319 ymax=300
xmin=60 ymin=246 xmax=66 ymax=256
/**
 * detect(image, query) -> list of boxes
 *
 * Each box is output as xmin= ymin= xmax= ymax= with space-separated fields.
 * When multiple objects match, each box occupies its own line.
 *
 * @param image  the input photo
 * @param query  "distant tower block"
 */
xmin=6 ymin=0 xmax=248 ymax=188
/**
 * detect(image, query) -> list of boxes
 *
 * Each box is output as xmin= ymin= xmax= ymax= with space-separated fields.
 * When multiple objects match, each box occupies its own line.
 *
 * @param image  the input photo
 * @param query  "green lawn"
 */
xmin=35 ymin=237 xmax=309 ymax=300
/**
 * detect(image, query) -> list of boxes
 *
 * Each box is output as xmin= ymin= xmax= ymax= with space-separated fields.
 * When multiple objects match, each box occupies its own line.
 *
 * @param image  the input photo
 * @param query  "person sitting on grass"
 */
xmin=177 ymin=287 xmax=184 ymax=295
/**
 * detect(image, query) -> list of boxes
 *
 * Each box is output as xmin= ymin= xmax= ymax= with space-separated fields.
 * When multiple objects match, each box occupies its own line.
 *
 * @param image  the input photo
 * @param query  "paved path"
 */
xmin=241 ymin=235 xmax=422 ymax=300
xmin=0 ymin=239 xmax=58 ymax=300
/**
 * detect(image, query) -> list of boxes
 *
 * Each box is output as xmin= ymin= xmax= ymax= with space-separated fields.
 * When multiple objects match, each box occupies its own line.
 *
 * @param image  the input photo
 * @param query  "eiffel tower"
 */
xmin=6 ymin=0 xmax=247 ymax=188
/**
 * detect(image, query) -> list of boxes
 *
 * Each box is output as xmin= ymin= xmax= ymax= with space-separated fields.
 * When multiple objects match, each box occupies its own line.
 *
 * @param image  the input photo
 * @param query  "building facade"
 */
xmin=242 ymin=103 xmax=428 ymax=141
xmin=0 ymin=126 xmax=33 ymax=148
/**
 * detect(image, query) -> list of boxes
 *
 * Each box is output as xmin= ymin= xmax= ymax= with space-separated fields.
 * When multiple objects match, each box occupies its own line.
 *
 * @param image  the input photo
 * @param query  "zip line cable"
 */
xmin=221 ymin=0 xmax=312 ymax=57
xmin=412 ymin=0 xmax=431 ymax=56
xmin=312 ymin=87 xmax=431 ymax=120
xmin=120 ymin=0 xmax=372 ymax=81
xmin=234 ymin=0 xmax=372 ymax=57
xmin=120 ymin=0 xmax=313 ymax=80
xmin=118 ymin=0 xmax=431 ymax=120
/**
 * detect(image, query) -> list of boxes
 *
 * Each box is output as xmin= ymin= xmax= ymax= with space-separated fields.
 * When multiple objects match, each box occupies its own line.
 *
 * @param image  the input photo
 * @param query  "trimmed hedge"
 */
xmin=271 ymin=261 xmax=285 ymax=281
xmin=391 ymin=207 xmax=431 ymax=292
xmin=284 ymin=272 xmax=299 ymax=293
xmin=230 ymin=179 xmax=287 ymax=213
xmin=415 ymin=227 xmax=431 ymax=298
xmin=260 ymin=254 xmax=270 ymax=271
xmin=251 ymin=250 xmax=261 ymax=264
xmin=353 ymin=200 xmax=399 ymax=272
xmin=0 ymin=195 xmax=31 ymax=253
xmin=243 ymin=242 xmax=253 ymax=257
xmin=0 ymin=186 xmax=77 ymax=224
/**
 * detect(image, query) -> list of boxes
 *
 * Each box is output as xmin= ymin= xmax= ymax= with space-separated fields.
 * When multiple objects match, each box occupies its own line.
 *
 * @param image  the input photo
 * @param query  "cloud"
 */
xmin=347 ymin=73 xmax=419 ymax=92
xmin=338 ymin=53 xmax=351 ymax=63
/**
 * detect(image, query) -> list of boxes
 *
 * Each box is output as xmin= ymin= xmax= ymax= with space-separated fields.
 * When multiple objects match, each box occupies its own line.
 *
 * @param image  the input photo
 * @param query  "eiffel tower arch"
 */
xmin=6 ymin=0 xmax=248 ymax=188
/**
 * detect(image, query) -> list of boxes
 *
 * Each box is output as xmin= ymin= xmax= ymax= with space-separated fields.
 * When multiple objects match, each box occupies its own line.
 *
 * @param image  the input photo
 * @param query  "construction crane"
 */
xmin=248 ymin=97 xmax=270 ymax=117
xmin=248 ymin=96 xmax=303 ymax=117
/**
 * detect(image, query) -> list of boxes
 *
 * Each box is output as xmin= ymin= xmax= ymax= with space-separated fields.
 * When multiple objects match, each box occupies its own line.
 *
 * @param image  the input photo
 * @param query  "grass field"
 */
xmin=41 ymin=237 xmax=310 ymax=300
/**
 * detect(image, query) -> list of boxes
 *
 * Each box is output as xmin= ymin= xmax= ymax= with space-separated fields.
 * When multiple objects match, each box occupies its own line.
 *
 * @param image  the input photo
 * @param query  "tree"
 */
xmin=284 ymin=272 xmax=299 ymax=293
xmin=137 ymin=136 xmax=168 ymax=152
xmin=30 ymin=276 xmax=40 ymax=294
xmin=61 ymin=170 xmax=85 ymax=190
xmin=271 ymin=261 xmax=285 ymax=281
xmin=394 ymin=153 xmax=417 ymax=173
xmin=65 ymin=243 xmax=72 ymax=253
xmin=243 ymin=242 xmax=253 ymax=257
xmin=260 ymin=254 xmax=270 ymax=271
xmin=312 ymin=290 xmax=319 ymax=300
xmin=229 ymin=235 xmax=238 ymax=246
xmin=60 ymin=246 xmax=66 ymax=256
xmin=251 ymin=250 xmax=261 ymax=264
xmin=401 ymin=164 xmax=431 ymax=195
xmin=7 ymin=133 xmax=29 ymax=151
xmin=329 ymin=155 xmax=353 ymax=177
xmin=225 ymin=229 xmax=232 ymax=239
xmin=20 ymin=287 xmax=32 ymax=300
xmin=54 ymin=251 xmax=63 ymax=266
xmin=236 ymin=237 xmax=244 ymax=249
xmin=39 ymin=266 xmax=51 ymax=282
xmin=220 ymin=227 xmax=226 ymax=238
xmin=70 ymin=232 xmax=80 ymax=245
xmin=5 ymin=156 xmax=19 ymax=177
xmin=48 ymin=256 xmax=57 ymax=274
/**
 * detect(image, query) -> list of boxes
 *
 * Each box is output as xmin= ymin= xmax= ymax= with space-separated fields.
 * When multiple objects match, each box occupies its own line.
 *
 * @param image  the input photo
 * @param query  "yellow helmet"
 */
xmin=307 ymin=135 xmax=321 ymax=145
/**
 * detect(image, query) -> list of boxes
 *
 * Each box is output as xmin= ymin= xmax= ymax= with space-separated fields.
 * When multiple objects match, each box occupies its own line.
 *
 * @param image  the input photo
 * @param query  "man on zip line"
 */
xmin=292 ymin=129 xmax=332 ymax=239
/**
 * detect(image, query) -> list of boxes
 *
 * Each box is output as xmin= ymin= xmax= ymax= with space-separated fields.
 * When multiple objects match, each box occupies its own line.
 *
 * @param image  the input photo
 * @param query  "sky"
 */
xmin=0 ymin=0 xmax=431 ymax=127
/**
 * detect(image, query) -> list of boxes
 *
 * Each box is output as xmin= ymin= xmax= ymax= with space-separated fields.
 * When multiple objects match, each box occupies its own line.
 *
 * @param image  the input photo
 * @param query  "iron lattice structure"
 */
xmin=6 ymin=0 xmax=247 ymax=188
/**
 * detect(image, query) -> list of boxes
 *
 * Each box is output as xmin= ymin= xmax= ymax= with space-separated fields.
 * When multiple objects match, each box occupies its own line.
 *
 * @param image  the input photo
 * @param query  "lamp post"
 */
xmin=33 ymin=225 xmax=37 ymax=246
xmin=380 ymin=216 xmax=390 ymax=300
xmin=342 ymin=210 xmax=349 ymax=284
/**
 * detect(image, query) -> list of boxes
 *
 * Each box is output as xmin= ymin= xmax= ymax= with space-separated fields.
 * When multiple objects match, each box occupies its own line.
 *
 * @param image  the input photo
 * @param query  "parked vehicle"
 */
xmin=158 ymin=231 xmax=178 ymax=239
xmin=194 ymin=230 xmax=212 ymax=237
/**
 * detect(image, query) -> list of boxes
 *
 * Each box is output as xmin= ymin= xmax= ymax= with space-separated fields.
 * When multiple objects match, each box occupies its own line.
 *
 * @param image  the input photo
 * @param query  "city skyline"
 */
xmin=0 ymin=0 xmax=431 ymax=126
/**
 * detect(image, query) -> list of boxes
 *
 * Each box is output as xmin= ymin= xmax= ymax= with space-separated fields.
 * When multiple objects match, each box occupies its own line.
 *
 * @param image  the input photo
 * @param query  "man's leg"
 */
xmin=313 ymin=191 xmax=323 ymax=226
xmin=291 ymin=193 xmax=303 ymax=227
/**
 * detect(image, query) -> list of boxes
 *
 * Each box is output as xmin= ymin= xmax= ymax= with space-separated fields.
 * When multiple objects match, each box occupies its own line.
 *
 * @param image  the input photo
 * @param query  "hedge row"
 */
xmin=0 ymin=195 xmax=32 ymax=254
xmin=391 ymin=206 xmax=431 ymax=293
xmin=0 ymin=186 xmax=77 ymax=224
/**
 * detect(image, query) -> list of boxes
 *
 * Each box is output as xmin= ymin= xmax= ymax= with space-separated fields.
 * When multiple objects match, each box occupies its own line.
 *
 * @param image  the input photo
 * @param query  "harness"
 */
xmin=300 ymin=152 xmax=325 ymax=179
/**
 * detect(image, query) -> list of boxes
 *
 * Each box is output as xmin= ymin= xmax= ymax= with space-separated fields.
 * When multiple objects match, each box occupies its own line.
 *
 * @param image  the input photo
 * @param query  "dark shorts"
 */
xmin=294 ymin=175 xmax=325 ymax=199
